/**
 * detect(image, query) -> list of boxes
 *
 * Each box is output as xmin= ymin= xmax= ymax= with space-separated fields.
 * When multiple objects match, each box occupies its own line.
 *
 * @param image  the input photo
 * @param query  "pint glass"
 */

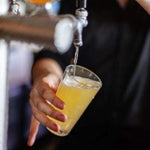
xmin=47 ymin=65 xmax=102 ymax=136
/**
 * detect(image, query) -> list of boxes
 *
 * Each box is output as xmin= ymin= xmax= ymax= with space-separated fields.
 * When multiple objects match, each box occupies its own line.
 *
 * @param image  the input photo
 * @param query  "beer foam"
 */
xmin=63 ymin=75 xmax=101 ymax=89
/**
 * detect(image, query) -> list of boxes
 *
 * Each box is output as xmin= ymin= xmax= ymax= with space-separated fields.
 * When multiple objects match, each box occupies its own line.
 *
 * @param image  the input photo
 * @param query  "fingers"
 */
xmin=30 ymin=96 xmax=67 ymax=123
xmin=32 ymin=74 xmax=65 ymax=109
xmin=36 ymin=86 xmax=65 ymax=109
xmin=29 ymin=86 xmax=67 ymax=131
xmin=28 ymin=73 xmax=67 ymax=147
xmin=27 ymin=116 xmax=39 ymax=146
xmin=30 ymin=100 xmax=61 ymax=131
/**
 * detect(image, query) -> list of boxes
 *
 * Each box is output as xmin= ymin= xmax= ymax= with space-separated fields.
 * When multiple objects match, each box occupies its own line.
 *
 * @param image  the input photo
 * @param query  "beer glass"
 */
xmin=47 ymin=65 xmax=102 ymax=136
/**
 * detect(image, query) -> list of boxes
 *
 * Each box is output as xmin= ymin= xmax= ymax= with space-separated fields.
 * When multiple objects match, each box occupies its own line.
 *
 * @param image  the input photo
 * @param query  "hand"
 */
xmin=27 ymin=73 xmax=67 ymax=146
xmin=136 ymin=0 xmax=150 ymax=14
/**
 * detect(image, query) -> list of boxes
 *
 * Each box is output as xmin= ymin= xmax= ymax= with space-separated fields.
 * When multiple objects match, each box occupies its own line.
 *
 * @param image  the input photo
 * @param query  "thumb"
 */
xmin=43 ymin=74 xmax=61 ymax=92
xmin=27 ymin=115 xmax=40 ymax=147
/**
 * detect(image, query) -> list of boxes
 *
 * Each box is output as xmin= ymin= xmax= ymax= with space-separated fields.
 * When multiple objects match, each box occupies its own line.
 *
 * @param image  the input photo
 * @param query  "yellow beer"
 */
xmin=47 ymin=65 xmax=102 ymax=136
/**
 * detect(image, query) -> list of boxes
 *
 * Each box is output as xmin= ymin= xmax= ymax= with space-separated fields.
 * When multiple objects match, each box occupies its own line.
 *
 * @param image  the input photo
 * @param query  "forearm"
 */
xmin=136 ymin=0 xmax=150 ymax=14
xmin=32 ymin=58 xmax=63 ymax=83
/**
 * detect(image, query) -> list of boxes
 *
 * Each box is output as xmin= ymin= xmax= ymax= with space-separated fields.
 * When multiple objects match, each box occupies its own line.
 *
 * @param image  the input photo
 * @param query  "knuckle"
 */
xmin=48 ymin=108 xmax=53 ymax=116
xmin=41 ymin=89 xmax=49 ymax=98
xmin=32 ymin=110 xmax=38 ymax=119
xmin=36 ymin=102 xmax=43 ymax=111
xmin=42 ymin=118 xmax=50 ymax=126
xmin=34 ymin=113 xmax=40 ymax=121
xmin=50 ymin=94 xmax=55 ymax=104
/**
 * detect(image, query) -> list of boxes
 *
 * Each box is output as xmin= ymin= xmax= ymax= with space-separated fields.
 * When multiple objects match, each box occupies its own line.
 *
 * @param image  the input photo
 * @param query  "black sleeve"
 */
xmin=33 ymin=47 xmax=75 ymax=71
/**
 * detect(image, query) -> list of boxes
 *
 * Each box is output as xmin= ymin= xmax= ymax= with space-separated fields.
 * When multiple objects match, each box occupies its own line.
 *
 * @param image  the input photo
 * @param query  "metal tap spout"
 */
xmin=74 ymin=0 xmax=88 ymax=47
xmin=9 ymin=0 xmax=20 ymax=15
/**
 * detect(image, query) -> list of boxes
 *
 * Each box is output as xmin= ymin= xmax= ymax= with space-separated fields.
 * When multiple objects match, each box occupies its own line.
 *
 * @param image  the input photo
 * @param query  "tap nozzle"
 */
xmin=9 ymin=0 xmax=20 ymax=15
xmin=74 ymin=7 xmax=88 ymax=47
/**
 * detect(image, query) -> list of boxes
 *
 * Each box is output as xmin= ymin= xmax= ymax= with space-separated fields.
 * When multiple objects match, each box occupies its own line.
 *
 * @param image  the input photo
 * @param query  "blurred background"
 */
xmin=0 ymin=0 xmax=61 ymax=149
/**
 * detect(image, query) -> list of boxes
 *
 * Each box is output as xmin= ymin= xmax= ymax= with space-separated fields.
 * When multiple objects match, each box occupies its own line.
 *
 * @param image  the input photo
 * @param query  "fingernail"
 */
xmin=57 ymin=114 xmax=67 ymax=122
xmin=51 ymin=123 xmax=60 ymax=132
xmin=58 ymin=102 xmax=65 ymax=109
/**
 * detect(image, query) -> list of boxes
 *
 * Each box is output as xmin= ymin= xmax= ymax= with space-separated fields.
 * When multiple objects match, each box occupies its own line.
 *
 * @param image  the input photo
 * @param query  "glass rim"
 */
xmin=65 ymin=64 xmax=102 ymax=85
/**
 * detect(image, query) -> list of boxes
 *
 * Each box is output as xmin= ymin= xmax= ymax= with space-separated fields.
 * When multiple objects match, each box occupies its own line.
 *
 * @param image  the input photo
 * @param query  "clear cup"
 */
xmin=47 ymin=65 xmax=102 ymax=136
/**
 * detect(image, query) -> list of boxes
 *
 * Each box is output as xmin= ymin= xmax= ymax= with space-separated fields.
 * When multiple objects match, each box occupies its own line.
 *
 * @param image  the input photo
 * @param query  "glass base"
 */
xmin=47 ymin=127 xmax=70 ymax=137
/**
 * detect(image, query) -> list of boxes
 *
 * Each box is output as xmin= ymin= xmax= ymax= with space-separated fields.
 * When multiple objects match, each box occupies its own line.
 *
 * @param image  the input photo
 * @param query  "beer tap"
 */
xmin=9 ymin=0 xmax=20 ymax=15
xmin=74 ymin=0 xmax=88 ymax=47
